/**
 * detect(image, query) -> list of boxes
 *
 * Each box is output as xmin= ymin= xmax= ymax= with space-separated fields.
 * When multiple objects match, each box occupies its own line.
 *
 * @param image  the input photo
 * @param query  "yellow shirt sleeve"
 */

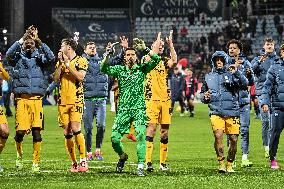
xmin=77 ymin=57 xmax=88 ymax=71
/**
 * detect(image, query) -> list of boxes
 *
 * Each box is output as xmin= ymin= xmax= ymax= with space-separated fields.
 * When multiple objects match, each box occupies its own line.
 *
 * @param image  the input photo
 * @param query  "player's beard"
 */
xmin=127 ymin=58 xmax=135 ymax=68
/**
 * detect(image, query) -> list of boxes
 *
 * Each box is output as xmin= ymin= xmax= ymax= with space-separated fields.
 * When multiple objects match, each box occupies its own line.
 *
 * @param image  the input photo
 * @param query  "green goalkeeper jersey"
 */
xmin=101 ymin=54 xmax=161 ymax=110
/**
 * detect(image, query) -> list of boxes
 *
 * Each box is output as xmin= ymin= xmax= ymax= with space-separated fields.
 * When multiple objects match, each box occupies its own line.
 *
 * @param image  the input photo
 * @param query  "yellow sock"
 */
xmin=65 ymin=138 xmax=76 ymax=162
xmin=0 ymin=137 xmax=7 ymax=153
xmin=160 ymin=142 xmax=168 ymax=164
xmin=15 ymin=142 xmax=23 ymax=158
xmin=33 ymin=142 xmax=41 ymax=165
xmin=146 ymin=141 xmax=154 ymax=163
xmin=129 ymin=123 xmax=135 ymax=135
xmin=74 ymin=133 xmax=86 ymax=159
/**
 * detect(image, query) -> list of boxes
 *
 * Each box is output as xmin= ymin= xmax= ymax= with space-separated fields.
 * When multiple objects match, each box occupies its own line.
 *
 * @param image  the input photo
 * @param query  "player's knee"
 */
xmin=240 ymin=127 xmax=249 ymax=135
xmin=136 ymin=131 xmax=145 ymax=141
xmin=111 ymin=135 xmax=120 ymax=144
xmin=1 ymin=132 xmax=9 ymax=140
xmin=160 ymin=137 xmax=168 ymax=144
xmin=14 ymin=132 xmax=25 ymax=143
xmin=146 ymin=136 xmax=154 ymax=142
xmin=229 ymin=135 xmax=238 ymax=144
xmin=32 ymin=130 xmax=42 ymax=142
xmin=64 ymin=134 xmax=73 ymax=139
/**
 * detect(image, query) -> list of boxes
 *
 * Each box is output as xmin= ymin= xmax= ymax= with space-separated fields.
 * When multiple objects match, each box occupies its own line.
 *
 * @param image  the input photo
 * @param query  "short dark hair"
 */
xmin=226 ymin=39 xmax=243 ymax=52
xmin=280 ymin=44 xmax=284 ymax=51
xmin=264 ymin=38 xmax=275 ymax=44
xmin=125 ymin=47 xmax=137 ymax=53
xmin=84 ymin=41 xmax=96 ymax=49
xmin=61 ymin=38 xmax=77 ymax=51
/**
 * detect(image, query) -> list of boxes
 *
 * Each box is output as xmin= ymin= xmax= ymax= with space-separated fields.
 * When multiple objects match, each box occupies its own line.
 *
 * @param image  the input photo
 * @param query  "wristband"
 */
xmin=143 ymin=47 xmax=151 ymax=55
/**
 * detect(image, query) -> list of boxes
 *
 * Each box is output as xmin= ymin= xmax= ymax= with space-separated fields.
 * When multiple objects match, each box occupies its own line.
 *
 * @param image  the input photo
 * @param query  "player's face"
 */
xmin=124 ymin=49 xmax=137 ymax=67
xmin=215 ymin=57 xmax=224 ymax=69
xmin=85 ymin=44 xmax=97 ymax=56
xmin=263 ymin=42 xmax=275 ymax=53
xmin=185 ymin=69 xmax=192 ymax=76
xmin=174 ymin=68 xmax=179 ymax=74
xmin=60 ymin=42 xmax=69 ymax=55
xmin=158 ymin=41 xmax=165 ymax=55
xmin=280 ymin=49 xmax=284 ymax=59
xmin=228 ymin=43 xmax=240 ymax=57
xmin=23 ymin=38 xmax=36 ymax=53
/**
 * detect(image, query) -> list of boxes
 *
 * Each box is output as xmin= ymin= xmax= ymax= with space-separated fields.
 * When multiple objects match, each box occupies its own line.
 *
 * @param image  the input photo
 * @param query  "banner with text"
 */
xmin=135 ymin=0 xmax=223 ymax=17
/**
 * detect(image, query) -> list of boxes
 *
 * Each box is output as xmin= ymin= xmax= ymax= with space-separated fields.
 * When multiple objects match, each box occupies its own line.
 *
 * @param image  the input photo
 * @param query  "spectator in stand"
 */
xmin=277 ymin=24 xmax=283 ymax=44
xmin=273 ymin=13 xmax=280 ymax=28
xmin=262 ymin=16 xmax=267 ymax=35
xmin=180 ymin=26 xmax=188 ymax=37
xmin=249 ymin=16 xmax=257 ymax=38
xmin=170 ymin=67 xmax=185 ymax=117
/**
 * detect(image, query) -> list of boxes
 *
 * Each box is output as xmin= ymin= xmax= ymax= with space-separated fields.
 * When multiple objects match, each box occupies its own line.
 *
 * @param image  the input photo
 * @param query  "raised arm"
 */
xmin=165 ymin=30 xmax=177 ymax=68
xmin=100 ymin=51 xmax=121 ymax=78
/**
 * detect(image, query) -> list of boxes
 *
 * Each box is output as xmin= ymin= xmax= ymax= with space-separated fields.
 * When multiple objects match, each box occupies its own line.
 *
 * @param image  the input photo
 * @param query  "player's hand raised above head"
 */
xmin=133 ymin=38 xmax=146 ymax=51
xmin=166 ymin=30 xmax=174 ymax=48
xmin=120 ymin=36 xmax=128 ymax=49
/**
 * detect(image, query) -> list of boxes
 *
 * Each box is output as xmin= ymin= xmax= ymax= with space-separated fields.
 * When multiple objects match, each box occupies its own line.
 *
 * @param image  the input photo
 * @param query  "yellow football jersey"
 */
xmin=56 ymin=56 xmax=88 ymax=105
xmin=145 ymin=57 xmax=171 ymax=101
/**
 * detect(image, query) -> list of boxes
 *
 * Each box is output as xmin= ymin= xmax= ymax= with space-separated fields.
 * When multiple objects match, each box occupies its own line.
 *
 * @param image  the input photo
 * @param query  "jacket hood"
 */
xmin=211 ymin=51 xmax=230 ymax=70
xmin=82 ymin=53 xmax=101 ymax=62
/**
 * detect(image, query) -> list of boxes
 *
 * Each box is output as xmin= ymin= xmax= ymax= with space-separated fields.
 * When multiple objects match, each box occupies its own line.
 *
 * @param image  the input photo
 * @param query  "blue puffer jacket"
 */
xmin=170 ymin=73 xmax=184 ymax=99
xmin=6 ymin=42 xmax=55 ymax=96
xmin=252 ymin=50 xmax=277 ymax=96
xmin=229 ymin=54 xmax=254 ymax=106
xmin=200 ymin=51 xmax=248 ymax=117
xmin=83 ymin=53 xmax=108 ymax=98
xmin=261 ymin=57 xmax=284 ymax=109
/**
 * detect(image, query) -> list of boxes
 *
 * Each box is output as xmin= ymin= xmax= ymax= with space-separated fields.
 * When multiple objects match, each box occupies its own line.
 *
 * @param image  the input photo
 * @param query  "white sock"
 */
xmin=80 ymin=158 xmax=86 ymax=163
xmin=264 ymin=146 xmax=269 ymax=151
xmin=138 ymin=163 xmax=144 ymax=169
xmin=95 ymin=148 xmax=101 ymax=153
xmin=242 ymin=154 xmax=248 ymax=160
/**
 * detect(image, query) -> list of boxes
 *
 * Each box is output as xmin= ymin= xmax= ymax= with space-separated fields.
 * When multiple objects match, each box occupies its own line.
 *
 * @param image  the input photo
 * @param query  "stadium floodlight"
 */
xmin=2 ymin=29 xmax=7 ymax=34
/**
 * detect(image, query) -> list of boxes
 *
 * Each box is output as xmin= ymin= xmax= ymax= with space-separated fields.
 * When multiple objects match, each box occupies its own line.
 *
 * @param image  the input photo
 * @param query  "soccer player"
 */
xmin=183 ymin=67 xmax=198 ymax=117
xmin=261 ymin=44 xmax=284 ymax=169
xmin=200 ymin=51 xmax=248 ymax=173
xmin=82 ymin=41 xmax=107 ymax=161
xmin=54 ymin=38 xmax=89 ymax=172
xmin=145 ymin=30 xmax=177 ymax=172
xmin=227 ymin=39 xmax=254 ymax=167
xmin=6 ymin=26 xmax=55 ymax=172
xmin=252 ymin=38 xmax=277 ymax=158
xmin=100 ymin=34 xmax=162 ymax=176
xmin=0 ymin=55 xmax=10 ymax=172
xmin=170 ymin=66 xmax=185 ymax=116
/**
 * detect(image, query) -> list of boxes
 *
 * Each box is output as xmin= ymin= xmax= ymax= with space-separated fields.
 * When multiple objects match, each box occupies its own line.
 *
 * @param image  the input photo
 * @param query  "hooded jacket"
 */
xmin=200 ymin=51 xmax=248 ymax=117
xmin=228 ymin=53 xmax=254 ymax=105
xmin=6 ymin=41 xmax=55 ymax=96
xmin=261 ymin=57 xmax=284 ymax=109
xmin=83 ymin=53 xmax=108 ymax=98
xmin=252 ymin=50 xmax=277 ymax=96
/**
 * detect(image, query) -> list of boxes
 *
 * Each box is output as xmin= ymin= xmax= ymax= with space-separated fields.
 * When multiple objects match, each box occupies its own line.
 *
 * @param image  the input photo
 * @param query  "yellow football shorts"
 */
xmin=15 ymin=95 xmax=43 ymax=131
xmin=0 ymin=105 xmax=8 ymax=125
xmin=58 ymin=103 xmax=84 ymax=127
xmin=146 ymin=100 xmax=172 ymax=125
xmin=210 ymin=115 xmax=240 ymax=135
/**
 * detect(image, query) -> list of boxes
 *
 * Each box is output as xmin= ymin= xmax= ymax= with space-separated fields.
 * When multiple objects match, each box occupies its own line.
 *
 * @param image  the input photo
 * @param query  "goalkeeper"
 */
xmin=101 ymin=33 xmax=162 ymax=176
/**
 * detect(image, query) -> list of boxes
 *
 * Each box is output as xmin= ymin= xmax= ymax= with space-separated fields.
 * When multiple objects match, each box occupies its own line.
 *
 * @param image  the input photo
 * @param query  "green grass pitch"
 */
xmin=1 ymin=104 xmax=284 ymax=189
